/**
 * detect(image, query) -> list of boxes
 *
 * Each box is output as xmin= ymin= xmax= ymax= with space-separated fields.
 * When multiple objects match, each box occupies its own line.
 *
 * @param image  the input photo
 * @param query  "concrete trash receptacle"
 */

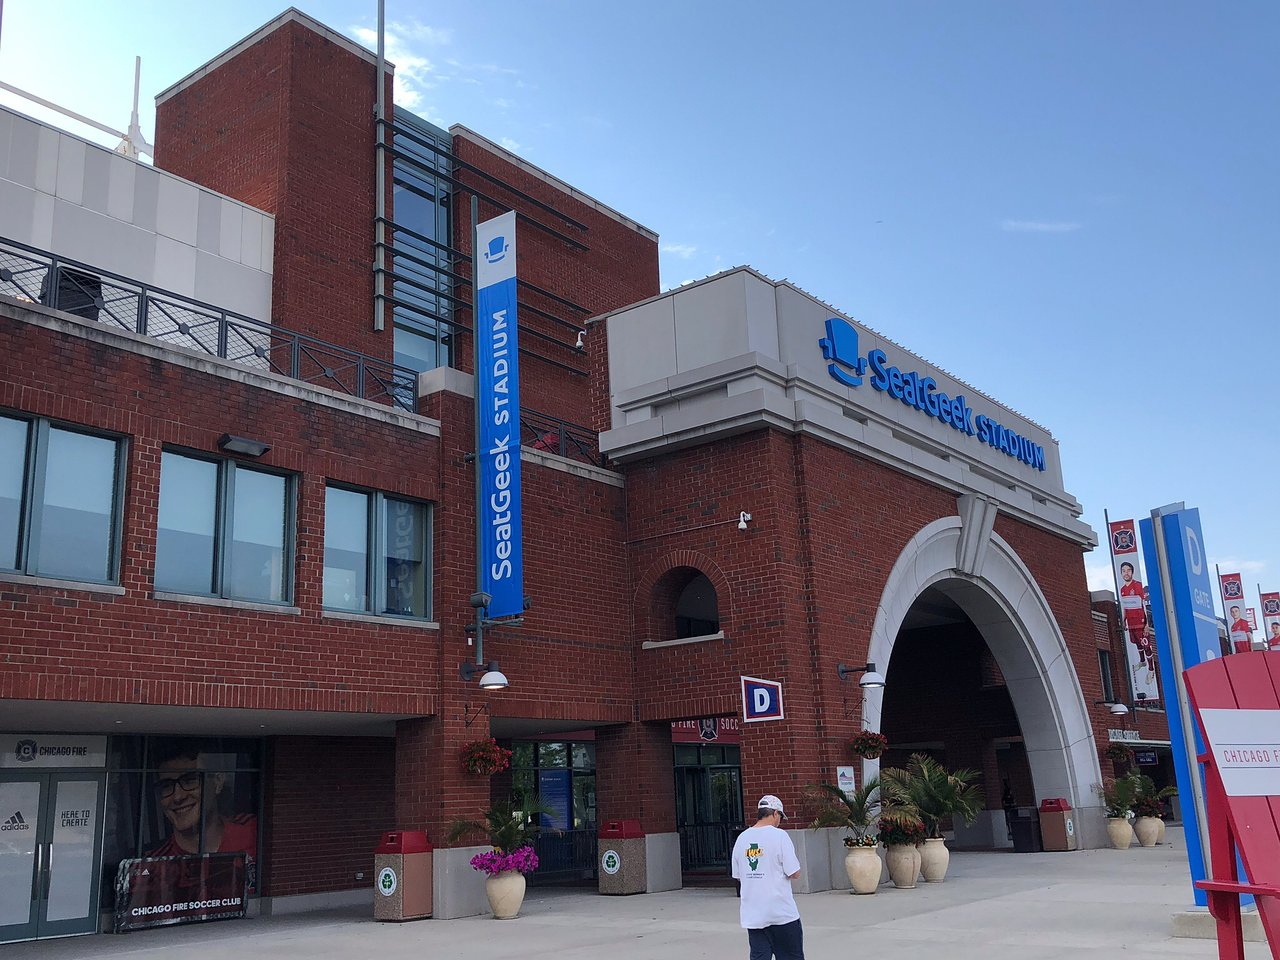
xmin=374 ymin=830 xmax=433 ymax=920
xmin=1038 ymin=798 xmax=1078 ymax=852
xmin=598 ymin=819 xmax=645 ymax=895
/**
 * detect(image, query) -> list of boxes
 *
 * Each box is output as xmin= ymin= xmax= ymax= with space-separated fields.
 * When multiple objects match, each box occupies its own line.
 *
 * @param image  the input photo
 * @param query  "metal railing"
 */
xmin=530 ymin=828 xmax=598 ymax=883
xmin=678 ymin=822 xmax=743 ymax=872
xmin=521 ymin=409 xmax=604 ymax=467
xmin=0 ymin=236 xmax=418 ymax=412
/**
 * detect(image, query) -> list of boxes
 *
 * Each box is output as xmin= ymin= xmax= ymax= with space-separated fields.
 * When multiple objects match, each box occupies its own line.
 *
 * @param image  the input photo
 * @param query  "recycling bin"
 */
xmin=598 ymin=819 xmax=646 ymax=895
xmin=374 ymin=830 xmax=433 ymax=920
xmin=1009 ymin=807 xmax=1042 ymax=853
xmin=1038 ymin=798 xmax=1078 ymax=852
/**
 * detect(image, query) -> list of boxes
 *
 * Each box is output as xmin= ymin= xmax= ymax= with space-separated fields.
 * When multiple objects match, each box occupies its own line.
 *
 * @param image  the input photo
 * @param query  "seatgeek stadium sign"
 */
xmin=819 ymin=317 xmax=1046 ymax=472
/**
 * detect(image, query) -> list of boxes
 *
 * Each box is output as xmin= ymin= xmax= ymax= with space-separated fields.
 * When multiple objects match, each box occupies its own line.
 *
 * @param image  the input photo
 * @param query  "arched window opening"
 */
xmin=675 ymin=573 xmax=720 ymax=639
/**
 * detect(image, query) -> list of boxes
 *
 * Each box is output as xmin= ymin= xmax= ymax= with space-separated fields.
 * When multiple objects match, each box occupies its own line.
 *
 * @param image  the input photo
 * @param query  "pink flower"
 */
xmin=469 ymin=845 xmax=540 ymax=877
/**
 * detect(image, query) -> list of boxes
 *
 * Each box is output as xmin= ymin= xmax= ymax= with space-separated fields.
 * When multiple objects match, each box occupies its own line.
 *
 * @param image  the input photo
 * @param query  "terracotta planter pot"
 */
xmin=844 ymin=847 xmax=881 ymax=894
xmin=919 ymin=837 xmax=950 ymax=882
xmin=485 ymin=869 xmax=526 ymax=919
xmin=886 ymin=844 xmax=919 ymax=888
xmin=1107 ymin=818 xmax=1134 ymax=850
xmin=1133 ymin=817 xmax=1161 ymax=848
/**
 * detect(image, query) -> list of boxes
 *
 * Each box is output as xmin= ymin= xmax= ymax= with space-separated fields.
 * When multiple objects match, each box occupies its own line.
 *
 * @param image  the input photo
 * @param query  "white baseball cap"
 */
xmin=758 ymin=795 xmax=787 ymax=819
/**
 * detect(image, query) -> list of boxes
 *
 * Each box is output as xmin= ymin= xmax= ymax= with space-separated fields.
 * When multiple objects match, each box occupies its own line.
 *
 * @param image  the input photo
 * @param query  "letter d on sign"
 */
xmin=742 ymin=676 xmax=784 ymax=722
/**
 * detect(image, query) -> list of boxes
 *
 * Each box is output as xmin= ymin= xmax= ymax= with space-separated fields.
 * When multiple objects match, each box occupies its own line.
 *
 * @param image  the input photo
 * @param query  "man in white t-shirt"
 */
xmin=730 ymin=794 xmax=804 ymax=960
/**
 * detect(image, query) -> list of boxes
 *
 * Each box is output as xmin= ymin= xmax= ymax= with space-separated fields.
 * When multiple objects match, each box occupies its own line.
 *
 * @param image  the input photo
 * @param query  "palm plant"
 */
xmin=806 ymin=775 xmax=917 ymax=847
xmin=1097 ymin=773 xmax=1141 ymax=819
xmin=446 ymin=799 xmax=549 ymax=851
xmin=882 ymin=754 xmax=984 ymax=840
xmin=1133 ymin=774 xmax=1176 ymax=818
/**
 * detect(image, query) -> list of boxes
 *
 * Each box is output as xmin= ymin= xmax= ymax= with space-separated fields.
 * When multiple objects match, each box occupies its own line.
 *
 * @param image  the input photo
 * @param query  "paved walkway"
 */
xmin=13 ymin=830 xmax=1271 ymax=959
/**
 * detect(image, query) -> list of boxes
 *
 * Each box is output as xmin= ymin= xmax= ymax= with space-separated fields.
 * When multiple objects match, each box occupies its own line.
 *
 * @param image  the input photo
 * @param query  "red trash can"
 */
xmin=598 ymin=819 xmax=646 ymax=895
xmin=374 ymin=830 xmax=433 ymax=919
xmin=1038 ymin=798 xmax=1078 ymax=852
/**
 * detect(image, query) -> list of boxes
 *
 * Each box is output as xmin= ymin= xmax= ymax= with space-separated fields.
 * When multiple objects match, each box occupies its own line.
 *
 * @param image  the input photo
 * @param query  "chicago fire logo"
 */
xmin=15 ymin=740 xmax=36 ymax=763
xmin=1111 ymin=529 xmax=1135 ymax=552
xmin=1224 ymin=580 xmax=1244 ymax=599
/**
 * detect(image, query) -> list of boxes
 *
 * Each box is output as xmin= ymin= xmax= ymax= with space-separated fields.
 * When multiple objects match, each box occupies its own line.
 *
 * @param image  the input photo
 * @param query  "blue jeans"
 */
xmin=748 ymin=919 xmax=804 ymax=960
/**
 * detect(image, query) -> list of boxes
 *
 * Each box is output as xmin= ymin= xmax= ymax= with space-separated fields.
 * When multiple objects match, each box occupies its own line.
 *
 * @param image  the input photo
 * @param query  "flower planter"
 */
xmin=919 ymin=837 xmax=949 ymax=882
xmin=885 ymin=844 xmax=920 ymax=889
xmin=1106 ymin=818 xmax=1134 ymax=850
xmin=485 ymin=869 xmax=526 ymax=919
xmin=1133 ymin=817 xmax=1161 ymax=848
xmin=844 ymin=847 xmax=881 ymax=894
xmin=1155 ymin=818 xmax=1166 ymax=845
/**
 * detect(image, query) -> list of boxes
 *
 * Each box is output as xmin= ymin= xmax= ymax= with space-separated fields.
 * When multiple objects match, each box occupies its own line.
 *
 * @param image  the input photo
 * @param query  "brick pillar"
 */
xmin=596 ymin=721 xmax=676 ymax=833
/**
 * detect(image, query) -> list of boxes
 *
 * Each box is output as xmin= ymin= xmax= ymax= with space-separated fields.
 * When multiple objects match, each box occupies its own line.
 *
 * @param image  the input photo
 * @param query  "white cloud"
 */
xmin=493 ymin=98 xmax=513 ymax=110
xmin=1085 ymin=560 xmax=1115 ymax=592
xmin=1214 ymin=557 xmax=1267 ymax=574
xmin=398 ymin=21 xmax=453 ymax=44
xmin=350 ymin=24 xmax=439 ymax=111
xmin=1001 ymin=219 xmax=1082 ymax=233
xmin=499 ymin=137 xmax=521 ymax=153
xmin=661 ymin=243 xmax=697 ymax=259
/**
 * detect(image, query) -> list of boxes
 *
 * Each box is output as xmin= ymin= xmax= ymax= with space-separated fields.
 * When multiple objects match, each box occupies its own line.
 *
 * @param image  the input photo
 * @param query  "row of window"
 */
xmin=0 ymin=414 xmax=432 ymax=620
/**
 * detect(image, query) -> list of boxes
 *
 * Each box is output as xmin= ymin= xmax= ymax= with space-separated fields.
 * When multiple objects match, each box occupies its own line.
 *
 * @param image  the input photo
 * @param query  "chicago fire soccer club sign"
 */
xmin=1107 ymin=519 xmax=1160 ymax=702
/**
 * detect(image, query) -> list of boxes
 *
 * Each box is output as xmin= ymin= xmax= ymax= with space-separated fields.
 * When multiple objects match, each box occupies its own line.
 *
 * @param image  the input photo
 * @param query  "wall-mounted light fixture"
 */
xmin=1095 ymin=700 xmax=1130 ymax=717
xmin=460 ymin=659 xmax=509 ymax=690
xmin=737 ymin=511 xmax=752 ymax=531
xmin=218 ymin=434 xmax=271 ymax=457
xmin=837 ymin=661 xmax=886 ymax=689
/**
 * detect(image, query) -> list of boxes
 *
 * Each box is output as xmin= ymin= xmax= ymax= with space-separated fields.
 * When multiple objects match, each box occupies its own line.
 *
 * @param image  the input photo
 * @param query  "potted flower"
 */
xmin=1096 ymin=774 xmax=1140 ymax=850
xmin=877 ymin=815 xmax=926 ymax=888
xmin=447 ymin=801 xmax=545 ymax=919
xmin=460 ymin=738 xmax=513 ymax=776
xmin=807 ymin=776 xmax=912 ymax=894
xmin=1132 ymin=775 xmax=1176 ymax=847
xmin=1104 ymin=742 xmax=1134 ymax=767
xmin=849 ymin=730 xmax=890 ymax=760
xmin=882 ymin=754 xmax=982 ymax=882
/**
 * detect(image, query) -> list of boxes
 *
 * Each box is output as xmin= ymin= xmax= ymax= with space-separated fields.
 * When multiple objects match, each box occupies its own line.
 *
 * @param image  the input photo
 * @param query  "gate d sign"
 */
xmin=742 ymin=676 xmax=784 ymax=722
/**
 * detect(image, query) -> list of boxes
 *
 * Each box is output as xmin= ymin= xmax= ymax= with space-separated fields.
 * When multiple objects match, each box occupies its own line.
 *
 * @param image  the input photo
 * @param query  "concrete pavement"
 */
xmin=13 ymin=829 xmax=1271 ymax=959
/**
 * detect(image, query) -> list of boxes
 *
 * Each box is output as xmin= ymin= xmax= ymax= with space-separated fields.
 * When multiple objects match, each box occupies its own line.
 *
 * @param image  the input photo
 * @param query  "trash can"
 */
xmin=1038 ymin=798 xmax=1078 ymax=852
xmin=598 ymin=819 xmax=646 ymax=895
xmin=1009 ymin=807 xmax=1042 ymax=853
xmin=374 ymin=830 xmax=433 ymax=920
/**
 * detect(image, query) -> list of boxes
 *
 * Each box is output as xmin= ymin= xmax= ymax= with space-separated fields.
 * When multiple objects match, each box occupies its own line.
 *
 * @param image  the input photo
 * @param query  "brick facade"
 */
xmin=0 ymin=7 xmax=1131 ymax=923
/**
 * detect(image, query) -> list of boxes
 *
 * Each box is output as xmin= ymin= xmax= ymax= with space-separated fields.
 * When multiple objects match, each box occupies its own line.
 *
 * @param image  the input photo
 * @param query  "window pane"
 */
xmin=35 ymin=428 xmax=118 ymax=581
xmin=571 ymin=743 xmax=595 ymax=771
xmin=538 ymin=742 xmax=568 ymax=768
xmin=0 ymin=416 xmax=28 ymax=569
xmin=228 ymin=469 xmax=287 ymax=602
xmin=155 ymin=453 xmax=218 ymax=594
xmin=324 ymin=487 xmax=369 ymax=611
xmin=381 ymin=497 xmax=427 ymax=617
xmin=394 ymin=323 xmax=448 ymax=375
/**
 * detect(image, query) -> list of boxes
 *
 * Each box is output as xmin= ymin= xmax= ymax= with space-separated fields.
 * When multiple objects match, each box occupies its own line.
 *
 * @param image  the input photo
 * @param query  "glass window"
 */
xmin=228 ymin=469 xmax=286 ymax=603
xmin=322 ymin=487 xmax=431 ymax=619
xmin=394 ymin=323 xmax=450 ymax=375
xmin=155 ymin=452 xmax=293 ymax=603
xmin=156 ymin=453 xmax=218 ymax=595
xmin=571 ymin=743 xmax=595 ymax=771
xmin=511 ymin=741 xmax=535 ymax=769
xmin=0 ymin=415 xmax=122 ymax=582
xmin=0 ymin=416 xmax=29 ymax=569
xmin=538 ymin=742 xmax=568 ymax=768
xmin=323 ymin=487 xmax=369 ymax=612
xmin=673 ymin=745 xmax=700 ymax=766
xmin=1098 ymin=650 xmax=1116 ymax=704
xmin=675 ymin=573 xmax=720 ymax=638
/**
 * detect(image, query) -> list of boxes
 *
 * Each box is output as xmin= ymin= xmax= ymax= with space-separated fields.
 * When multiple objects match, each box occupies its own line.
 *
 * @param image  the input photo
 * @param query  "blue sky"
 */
xmin=2 ymin=1 xmax=1277 ymax=610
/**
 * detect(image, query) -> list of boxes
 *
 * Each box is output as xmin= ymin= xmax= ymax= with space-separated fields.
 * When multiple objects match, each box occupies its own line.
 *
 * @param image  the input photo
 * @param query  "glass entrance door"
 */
xmin=0 ymin=772 xmax=105 ymax=943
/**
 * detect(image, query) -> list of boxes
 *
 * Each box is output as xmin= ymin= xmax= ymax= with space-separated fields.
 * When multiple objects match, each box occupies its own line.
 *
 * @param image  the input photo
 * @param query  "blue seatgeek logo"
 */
xmin=818 ymin=317 xmax=1046 ymax=472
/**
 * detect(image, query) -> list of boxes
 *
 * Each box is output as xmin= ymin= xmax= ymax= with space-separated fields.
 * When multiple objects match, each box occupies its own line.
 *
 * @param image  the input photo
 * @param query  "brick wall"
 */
xmin=155 ymin=19 xmax=394 ymax=361
xmin=263 ymin=736 xmax=395 ymax=896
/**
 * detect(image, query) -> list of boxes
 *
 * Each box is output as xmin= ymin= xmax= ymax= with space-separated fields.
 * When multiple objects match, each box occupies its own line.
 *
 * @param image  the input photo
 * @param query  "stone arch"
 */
xmin=634 ymin=549 xmax=733 ymax=642
xmin=861 ymin=514 xmax=1104 ymax=845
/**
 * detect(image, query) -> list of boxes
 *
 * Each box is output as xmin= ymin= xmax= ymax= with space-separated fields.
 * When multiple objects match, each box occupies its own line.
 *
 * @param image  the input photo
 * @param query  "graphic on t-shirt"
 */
xmin=746 ymin=842 xmax=762 ymax=871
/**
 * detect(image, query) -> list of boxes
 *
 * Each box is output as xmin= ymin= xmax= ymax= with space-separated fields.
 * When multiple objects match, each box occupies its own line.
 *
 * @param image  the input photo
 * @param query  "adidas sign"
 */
xmin=1 ymin=810 xmax=30 ymax=831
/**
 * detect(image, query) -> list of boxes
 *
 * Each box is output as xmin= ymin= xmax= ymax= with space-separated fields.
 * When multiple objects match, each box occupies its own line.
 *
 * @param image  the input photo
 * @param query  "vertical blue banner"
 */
xmin=475 ymin=211 xmax=524 ymax=619
xmin=1140 ymin=505 xmax=1218 ymax=907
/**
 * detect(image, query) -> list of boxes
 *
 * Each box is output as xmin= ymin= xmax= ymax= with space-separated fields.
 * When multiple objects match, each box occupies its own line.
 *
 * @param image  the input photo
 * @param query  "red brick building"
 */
xmin=0 ymin=8 xmax=1158 ymax=942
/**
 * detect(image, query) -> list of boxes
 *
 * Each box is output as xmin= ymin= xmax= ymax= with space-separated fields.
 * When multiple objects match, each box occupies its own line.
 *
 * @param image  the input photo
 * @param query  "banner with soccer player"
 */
xmin=1106 ymin=518 xmax=1160 ymax=702
xmin=1261 ymin=591 xmax=1280 ymax=650
xmin=1219 ymin=572 xmax=1252 ymax=652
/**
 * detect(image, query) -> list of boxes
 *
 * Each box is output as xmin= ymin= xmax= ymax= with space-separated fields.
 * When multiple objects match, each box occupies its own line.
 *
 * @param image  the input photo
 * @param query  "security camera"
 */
xmin=737 ymin=511 xmax=752 ymax=531
xmin=574 ymin=330 xmax=586 ymax=350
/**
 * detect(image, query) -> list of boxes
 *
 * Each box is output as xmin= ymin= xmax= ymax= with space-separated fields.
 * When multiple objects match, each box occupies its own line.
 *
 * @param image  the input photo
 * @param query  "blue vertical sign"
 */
xmin=475 ymin=211 xmax=524 ymax=619
xmin=1139 ymin=505 xmax=1218 ymax=907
